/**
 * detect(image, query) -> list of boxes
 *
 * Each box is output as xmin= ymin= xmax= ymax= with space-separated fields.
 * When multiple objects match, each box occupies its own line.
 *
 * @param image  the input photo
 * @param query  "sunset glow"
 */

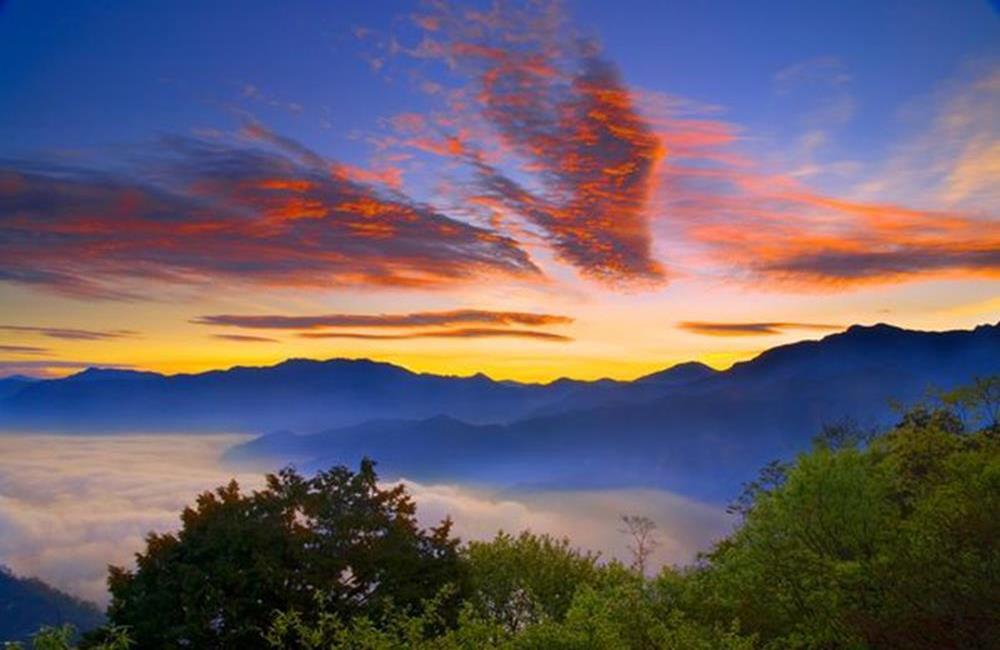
xmin=0 ymin=1 xmax=996 ymax=381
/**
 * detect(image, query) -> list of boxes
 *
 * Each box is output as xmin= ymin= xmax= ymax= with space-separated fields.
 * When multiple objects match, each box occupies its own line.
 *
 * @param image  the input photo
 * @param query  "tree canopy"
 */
xmin=104 ymin=460 xmax=462 ymax=649
xmin=31 ymin=376 xmax=995 ymax=649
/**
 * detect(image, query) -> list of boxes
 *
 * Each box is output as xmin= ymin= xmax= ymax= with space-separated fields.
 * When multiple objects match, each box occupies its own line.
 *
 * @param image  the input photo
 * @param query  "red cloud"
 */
xmin=668 ymin=163 xmax=1000 ymax=288
xmin=678 ymin=322 xmax=842 ymax=336
xmin=0 ymin=325 xmax=137 ymax=341
xmin=382 ymin=3 xmax=666 ymax=285
xmin=212 ymin=334 xmax=279 ymax=343
xmin=0 ymin=133 xmax=539 ymax=299
xmin=298 ymin=327 xmax=571 ymax=342
xmin=194 ymin=308 xmax=572 ymax=330
xmin=376 ymin=3 xmax=998 ymax=290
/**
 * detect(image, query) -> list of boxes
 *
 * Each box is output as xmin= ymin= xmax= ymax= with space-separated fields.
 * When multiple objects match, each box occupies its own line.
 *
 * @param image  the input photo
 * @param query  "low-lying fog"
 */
xmin=0 ymin=434 xmax=731 ymax=605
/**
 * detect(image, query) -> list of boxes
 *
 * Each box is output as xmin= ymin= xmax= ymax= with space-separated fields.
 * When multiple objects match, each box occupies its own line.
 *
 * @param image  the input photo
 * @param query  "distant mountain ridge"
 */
xmin=0 ymin=350 xmax=714 ymax=433
xmin=0 ymin=567 xmax=103 ymax=643
xmin=223 ymin=323 xmax=999 ymax=500
xmin=2 ymin=323 xmax=997 ymax=500
xmin=0 ymin=357 xmax=596 ymax=432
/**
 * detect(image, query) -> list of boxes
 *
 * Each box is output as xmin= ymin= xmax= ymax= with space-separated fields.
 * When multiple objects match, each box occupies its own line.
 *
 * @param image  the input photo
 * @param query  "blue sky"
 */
xmin=3 ymin=0 xmax=995 ymax=161
xmin=0 ymin=1 xmax=997 ymax=381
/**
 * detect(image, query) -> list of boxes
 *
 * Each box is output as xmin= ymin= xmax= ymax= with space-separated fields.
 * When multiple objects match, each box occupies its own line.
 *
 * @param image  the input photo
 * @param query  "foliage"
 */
xmin=104 ymin=459 xmax=463 ymax=649
xmin=463 ymin=531 xmax=600 ymax=634
xmin=690 ymin=377 xmax=1000 ymax=648
xmin=0 ymin=568 xmax=104 ymax=645
xmin=24 ymin=376 xmax=996 ymax=649
xmin=618 ymin=515 xmax=659 ymax=576
xmin=3 ymin=624 xmax=130 ymax=650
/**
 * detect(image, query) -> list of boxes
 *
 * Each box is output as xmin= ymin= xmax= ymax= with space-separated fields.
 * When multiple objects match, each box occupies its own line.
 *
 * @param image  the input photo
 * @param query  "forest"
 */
xmin=8 ymin=378 xmax=998 ymax=650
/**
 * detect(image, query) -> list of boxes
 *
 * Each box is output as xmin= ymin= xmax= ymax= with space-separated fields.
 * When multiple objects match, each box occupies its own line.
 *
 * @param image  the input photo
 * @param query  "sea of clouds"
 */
xmin=0 ymin=434 xmax=731 ymax=605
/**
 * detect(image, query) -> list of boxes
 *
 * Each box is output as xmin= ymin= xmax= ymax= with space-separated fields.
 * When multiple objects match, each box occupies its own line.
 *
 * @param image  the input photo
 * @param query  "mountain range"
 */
xmin=0 ymin=567 xmax=103 ymax=643
xmin=2 ymin=323 xmax=997 ymax=500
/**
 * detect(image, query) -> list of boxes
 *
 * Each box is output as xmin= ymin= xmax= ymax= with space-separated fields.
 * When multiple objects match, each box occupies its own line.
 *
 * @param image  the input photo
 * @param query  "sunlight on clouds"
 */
xmin=0 ymin=435 xmax=731 ymax=605
xmin=0 ymin=435 xmax=260 ymax=603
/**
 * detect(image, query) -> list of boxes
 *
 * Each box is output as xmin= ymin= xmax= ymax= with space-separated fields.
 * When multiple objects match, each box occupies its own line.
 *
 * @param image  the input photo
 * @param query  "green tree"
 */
xmin=105 ymin=460 xmax=463 ymax=649
xmin=688 ymin=379 xmax=1000 ymax=649
xmin=463 ymin=531 xmax=599 ymax=635
xmin=3 ymin=624 xmax=131 ymax=650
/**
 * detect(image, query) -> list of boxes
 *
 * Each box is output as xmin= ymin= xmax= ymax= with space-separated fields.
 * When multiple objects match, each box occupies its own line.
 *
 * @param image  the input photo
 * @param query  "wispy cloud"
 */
xmin=652 ymin=80 xmax=999 ymax=288
xmin=364 ymin=3 xmax=998 ymax=291
xmin=211 ymin=334 xmax=279 ymax=343
xmin=299 ymin=327 xmax=571 ymax=342
xmin=678 ymin=321 xmax=842 ymax=336
xmin=0 ymin=129 xmax=539 ymax=299
xmin=2 ymin=3 xmax=995 ymax=304
xmin=0 ymin=344 xmax=50 ymax=355
xmin=864 ymin=61 xmax=999 ymax=210
xmin=375 ymin=2 xmax=666 ymax=285
xmin=194 ymin=308 xmax=572 ymax=330
xmin=0 ymin=325 xmax=137 ymax=341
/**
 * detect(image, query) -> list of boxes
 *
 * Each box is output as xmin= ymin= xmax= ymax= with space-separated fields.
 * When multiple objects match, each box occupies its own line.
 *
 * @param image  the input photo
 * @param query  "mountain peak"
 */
xmin=637 ymin=361 xmax=716 ymax=384
xmin=844 ymin=322 xmax=905 ymax=336
xmin=66 ymin=367 xmax=156 ymax=382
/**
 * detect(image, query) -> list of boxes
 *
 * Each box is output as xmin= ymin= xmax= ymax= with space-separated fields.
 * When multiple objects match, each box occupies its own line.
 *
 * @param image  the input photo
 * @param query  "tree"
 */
xmin=687 ymin=381 xmax=1000 ymax=649
xmin=105 ymin=459 xmax=463 ymax=649
xmin=3 ymin=624 xmax=131 ymax=650
xmin=463 ymin=531 xmax=599 ymax=635
xmin=619 ymin=515 xmax=659 ymax=577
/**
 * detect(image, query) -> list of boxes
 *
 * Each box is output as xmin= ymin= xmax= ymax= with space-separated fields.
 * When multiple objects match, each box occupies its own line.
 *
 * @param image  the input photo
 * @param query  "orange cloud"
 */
xmin=380 ymin=2 xmax=666 ymax=285
xmin=646 ymin=104 xmax=1000 ymax=288
xmin=0 ymin=132 xmax=539 ymax=299
xmin=193 ymin=309 xmax=572 ymax=330
xmin=298 ymin=327 xmax=571 ymax=342
xmin=0 ymin=345 xmax=50 ymax=355
xmin=678 ymin=322 xmax=842 ymax=336
xmin=211 ymin=334 xmax=279 ymax=343
xmin=379 ymin=3 xmax=999 ymax=290
xmin=674 ymin=169 xmax=999 ymax=287
xmin=0 ymin=325 xmax=137 ymax=341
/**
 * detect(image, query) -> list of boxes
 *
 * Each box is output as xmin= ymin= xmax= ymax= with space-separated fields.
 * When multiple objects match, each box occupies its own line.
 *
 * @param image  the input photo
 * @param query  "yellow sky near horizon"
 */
xmin=2 ymin=273 xmax=996 ymax=382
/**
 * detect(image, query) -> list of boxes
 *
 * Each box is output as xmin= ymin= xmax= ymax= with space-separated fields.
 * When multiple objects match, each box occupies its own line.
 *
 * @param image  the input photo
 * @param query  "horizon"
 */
xmin=1 ymin=1 xmax=997 ymax=383
xmin=5 ymin=319 xmax=996 ymax=383
xmin=1 ymin=2 xmax=999 ymax=643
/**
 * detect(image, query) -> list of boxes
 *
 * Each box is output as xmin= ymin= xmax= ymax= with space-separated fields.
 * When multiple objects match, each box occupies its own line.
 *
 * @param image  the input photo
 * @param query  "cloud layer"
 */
xmin=0 ymin=326 xmax=137 ymax=341
xmin=195 ymin=309 xmax=572 ymax=330
xmin=197 ymin=308 xmax=574 ymax=343
xmin=0 ymin=435 xmax=729 ymax=605
xmin=375 ymin=2 xmax=666 ymax=284
xmin=366 ymin=4 xmax=998 ymax=290
xmin=2 ymin=1 xmax=995 ymax=307
xmin=678 ymin=321 xmax=842 ymax=336
xmin=298 ymin=327 xmax=571 ymax=342
xmin=0 ymin=131 xmax=538 ymax=299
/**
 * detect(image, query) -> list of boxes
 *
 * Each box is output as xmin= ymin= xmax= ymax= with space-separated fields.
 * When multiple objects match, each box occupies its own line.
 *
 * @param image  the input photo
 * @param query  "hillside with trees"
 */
xmin=0 ymin=568 xmax=103 ymax=645
xmin=8 ymin=377 xmax=998 ymax=649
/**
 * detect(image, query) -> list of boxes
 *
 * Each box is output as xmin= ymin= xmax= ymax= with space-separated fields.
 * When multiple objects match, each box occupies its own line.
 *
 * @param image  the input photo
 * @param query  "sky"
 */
xmin=0 ymin=0 xmax=997 ymax=382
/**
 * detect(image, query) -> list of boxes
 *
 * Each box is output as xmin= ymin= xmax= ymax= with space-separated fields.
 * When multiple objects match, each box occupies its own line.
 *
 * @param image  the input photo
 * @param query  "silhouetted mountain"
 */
xmin=3 ymin=323 xmax=997 ymax=499
xmin=0 ymin=357 xmax=598 ymax=433
xmin=523 ymin=361 xmax=718 ymax=418
xmin=0 ymin=375 xmax=37 ymax=400
xmin=0 ymin=567 xmax=103 ymax=643
xmin=226 ymin=323 xmax=999 ymax=501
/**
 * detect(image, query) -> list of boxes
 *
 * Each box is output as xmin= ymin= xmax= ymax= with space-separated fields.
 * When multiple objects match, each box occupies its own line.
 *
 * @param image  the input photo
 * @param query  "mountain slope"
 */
xmin=0 ymin=358 xmax=605 ymax=433
xmin=227 ymin=323 xmax=999 ymax=501
xmin=0 ymin=567 xmax=104 ymax=643
xmin=0 ymin=375 xmax=36 ymax=401
xmin=0 ymin=352 xmax=725 ymax=433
